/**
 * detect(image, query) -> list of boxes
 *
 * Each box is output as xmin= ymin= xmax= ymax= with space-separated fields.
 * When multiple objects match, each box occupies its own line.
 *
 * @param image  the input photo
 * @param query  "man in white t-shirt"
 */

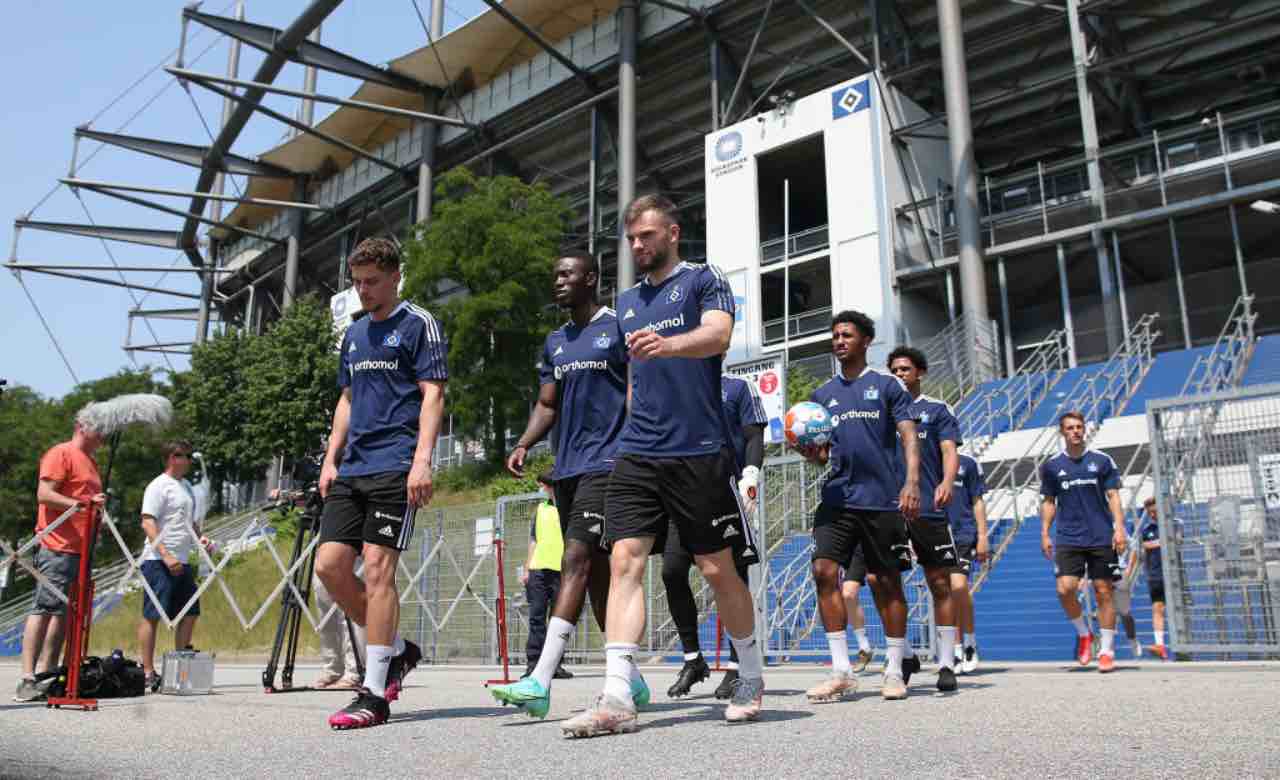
xmin=136 ymin=440 xmax=210 ymax=690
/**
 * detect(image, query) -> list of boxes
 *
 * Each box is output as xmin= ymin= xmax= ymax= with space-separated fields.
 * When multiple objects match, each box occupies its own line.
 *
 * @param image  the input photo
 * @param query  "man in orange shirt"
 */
xmin=14 ymin=409 xmax=106 ymax=702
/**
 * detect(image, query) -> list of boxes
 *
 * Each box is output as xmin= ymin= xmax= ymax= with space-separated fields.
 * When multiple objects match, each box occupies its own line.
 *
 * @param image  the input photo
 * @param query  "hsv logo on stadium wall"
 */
xmin=715 ymin=131 xmax=743 ymax=161
xmin=832 ymin=80 xmax=871 ymax=120
xmin=758 ymin=371 xmax=779 ymax=396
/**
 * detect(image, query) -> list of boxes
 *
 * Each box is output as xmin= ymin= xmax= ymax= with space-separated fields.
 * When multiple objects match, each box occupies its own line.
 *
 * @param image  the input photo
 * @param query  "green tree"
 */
xmin=786 ymin=364 xmax=824 ymax=408
xmin=0 ymin=385 xmax=61 ymax=553
xmin=173 ymin=328 xmax=267 ymax=495
xmin=243 ymin=295 xmax=342 ymax=467
xmin=401 ymin=168 xmax=571 ymax=464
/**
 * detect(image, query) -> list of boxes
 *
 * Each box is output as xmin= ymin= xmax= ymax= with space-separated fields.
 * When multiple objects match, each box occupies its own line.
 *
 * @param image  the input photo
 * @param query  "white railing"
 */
xmin=961 ymin=329 xmax=1071 ymax=456
xmin=919 ymin=316 xmax=1003 ymax=409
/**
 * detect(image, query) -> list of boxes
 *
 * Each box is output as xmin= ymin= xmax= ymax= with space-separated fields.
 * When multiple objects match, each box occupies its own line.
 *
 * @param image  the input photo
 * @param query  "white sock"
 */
xmin=683 ymin=651 xmax=701 ymax=661
xmin=885 ymin=637 xmax=905 ymax=677
xmin=964 ymin=632 xmax=976 ymax=648
xmin=1100 ymin=629 xmax=1116 ymax=655
xmin=954 ymin=644 xmax=964 ymax=660
xmin=392 ymin=635 xmax=405 ymax=655
xmin=532 ymin=617 xmax=573 ymax=690
xmin=936 ymin=626 xmax=956 ymax=670
xmin=826 ymin=631 xmax=852 ymax=675
xmin=604 ymin=643 xmax=637 ymax=701
xmin=1154 ymin=630 xmax=1164 ymax=645
xmin=729 ymin=633 xmax=763 ymax=680
xmin=363 ymin=644 xmax=394 ymax=698
xmin=854 ymin=628 xmax=870 ymax=653
xmin=1070 ymin=616 xmax=1089 ymax=637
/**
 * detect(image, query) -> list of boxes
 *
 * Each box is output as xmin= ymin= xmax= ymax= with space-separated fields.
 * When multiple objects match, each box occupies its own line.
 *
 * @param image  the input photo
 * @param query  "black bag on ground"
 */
xmin=39 ymin=650 xmax=146 ymax=699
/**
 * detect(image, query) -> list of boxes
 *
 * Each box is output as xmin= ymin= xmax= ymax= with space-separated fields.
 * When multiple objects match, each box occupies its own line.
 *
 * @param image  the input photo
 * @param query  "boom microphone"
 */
xmin=78 ymin=393 xmax=173 ymax=436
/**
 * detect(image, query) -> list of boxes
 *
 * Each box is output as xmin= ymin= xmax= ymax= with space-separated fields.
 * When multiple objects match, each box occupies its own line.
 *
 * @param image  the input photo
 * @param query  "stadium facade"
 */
xmin=15 ymin=0 xmax=1280 ymax=425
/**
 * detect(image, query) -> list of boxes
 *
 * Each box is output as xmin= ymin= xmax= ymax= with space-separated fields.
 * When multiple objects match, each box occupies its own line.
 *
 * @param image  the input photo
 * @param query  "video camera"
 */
xmin=271 ymin=453 xmax=327 ymax=531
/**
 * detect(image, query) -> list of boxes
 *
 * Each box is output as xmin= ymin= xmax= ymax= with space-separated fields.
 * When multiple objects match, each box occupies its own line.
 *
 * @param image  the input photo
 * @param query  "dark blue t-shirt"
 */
xmin=897 ymin=395 xmax=960 ymax=520
xmin=337 ymin=301 xmax=448 ymax=477
xmin=1039 ymin=449 xmax=1121 ymax=548
xmin=946 ymin=454 xmax=987 ymax=545
xmin=722 ymin=374 xmax=768 ymax=472
xmin=538 ymin=307 xmax=628 ymax=480
xmin=615 ymin=262 xmax=736 ymax=458
xmin=1141 ymin=517 xmax=1163 ymax=582
xmin=811 ymin=367 xmax=914 ymax=512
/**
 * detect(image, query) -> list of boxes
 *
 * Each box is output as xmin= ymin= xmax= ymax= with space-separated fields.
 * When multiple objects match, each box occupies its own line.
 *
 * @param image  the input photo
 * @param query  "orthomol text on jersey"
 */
xmin=831 ymin=408 xmax=881 ymax=425
xmin=634 ymin=312 xmax=686 ymax=334
xmin=554 ymin=359 xmax=610 ymax=380
xmin=351 ymin=358 xmax=400 ymax=372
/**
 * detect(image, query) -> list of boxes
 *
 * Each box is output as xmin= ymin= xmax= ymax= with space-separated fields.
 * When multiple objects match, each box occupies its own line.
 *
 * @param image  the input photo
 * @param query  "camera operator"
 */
xmin=15 ymin=406 xmax=106 ymax=702
xmin=137 ymin=440 xmax=211 ymax=692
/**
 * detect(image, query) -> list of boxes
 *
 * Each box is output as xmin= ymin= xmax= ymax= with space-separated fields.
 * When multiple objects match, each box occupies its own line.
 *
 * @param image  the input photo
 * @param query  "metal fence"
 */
xmin=1147 ymin=384 xmax=1280 ymax=657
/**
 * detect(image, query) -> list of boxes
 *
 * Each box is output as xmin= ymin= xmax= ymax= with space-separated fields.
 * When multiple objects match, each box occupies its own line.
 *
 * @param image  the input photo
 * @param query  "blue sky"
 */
xmin=1 ymin=1 xmax=488 ymax=399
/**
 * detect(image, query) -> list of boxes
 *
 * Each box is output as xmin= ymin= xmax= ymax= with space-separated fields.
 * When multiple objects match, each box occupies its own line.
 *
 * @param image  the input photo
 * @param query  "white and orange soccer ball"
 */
xmin=784 ymin=401 xmax=833 ymax=449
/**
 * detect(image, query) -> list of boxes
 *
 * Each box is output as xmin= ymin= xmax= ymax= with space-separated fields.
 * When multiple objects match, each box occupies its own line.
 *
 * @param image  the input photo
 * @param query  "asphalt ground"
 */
xmin=2 ymin=659 xmax=1277 ymax=779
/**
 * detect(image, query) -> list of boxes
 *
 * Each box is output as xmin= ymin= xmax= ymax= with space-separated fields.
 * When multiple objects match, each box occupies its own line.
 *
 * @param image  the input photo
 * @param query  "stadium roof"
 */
xmin=217 ymin=0 xmax=621 ymax=236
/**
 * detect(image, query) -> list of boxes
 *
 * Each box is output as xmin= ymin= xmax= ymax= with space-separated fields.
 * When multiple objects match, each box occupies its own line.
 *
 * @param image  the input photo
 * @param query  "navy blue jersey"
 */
xmin=897 ymin=395 xmax=960 ymax=520
xmin=1141 ymin=517 xmax=1163 ymax=582
xmin=538 ymin=307 xmax=628 ymax=480
xmin=1039 ymin=449 xmax=1121 ymax=548
xmin=614 ymin=262 xmax=736 ymax=458
xmin=946 ymin=454 xmax=987 ymax=545
xmin=811 ymin=367 xmax=914 ymax=512
xmin=722 ymin=374 xmax=768 ymax=472
xmin=337 ymin=301 xmax=448 ymax=477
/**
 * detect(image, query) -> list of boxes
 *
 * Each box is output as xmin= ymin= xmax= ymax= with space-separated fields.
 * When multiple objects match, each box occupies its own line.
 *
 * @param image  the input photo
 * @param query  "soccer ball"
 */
xmin=784 ymin=401 xmax=833 ymax=448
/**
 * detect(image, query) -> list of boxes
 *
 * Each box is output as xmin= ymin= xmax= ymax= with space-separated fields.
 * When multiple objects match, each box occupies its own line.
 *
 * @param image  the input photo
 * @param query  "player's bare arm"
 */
xmin=974 ymin=496 xmax=990 ymax=562
xmin=626 ymin=310 xmax=731 ymax=361
xmin=1040 ymin=496 xmax=1056 ymax=560
xmin=509 ymin=381 xmax=559 ymax=477
xmin=896 ymin=418 xmax=921 ymax=520
xmin=936 ymin=439 xmax=959 ymax=509
xmin=408 ymin=380 xmax=446 ymax=507
xmin=1106 ymin=488 xmax=1126 ymax=554
xmin=320 ymin=388 xmax=352 ymax=498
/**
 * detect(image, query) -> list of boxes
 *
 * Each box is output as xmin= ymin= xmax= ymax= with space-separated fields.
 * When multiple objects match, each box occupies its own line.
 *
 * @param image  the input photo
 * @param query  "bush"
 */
xmin=487 ymin=452 xmax=554 ymax=499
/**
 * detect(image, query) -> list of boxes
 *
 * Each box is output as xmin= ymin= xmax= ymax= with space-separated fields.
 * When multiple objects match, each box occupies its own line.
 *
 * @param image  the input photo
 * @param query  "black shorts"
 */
xmin=954 ymin=540 xmax=977 ymax=576
xmin=605 ymin=450 xmax=758 ymax=562
xmin=1054 ymin=546 xmax=1121 ymax=581
xmin=664 ymin=514 xmax=754 ymax=570
xmin=1148 ymin=580 xmax=1166 ymax=603
xmin=813 ymin=504 xmax=911 ymax=576
xmin=907 ymin=517 xmax=961 ymax=570
xmin=318 ymin=471 xmax=416 ymax=551
xmin=554 ymin=472 xmax=610 ymax=549
xmin=842 ymin=545 xmax=867 ymax=585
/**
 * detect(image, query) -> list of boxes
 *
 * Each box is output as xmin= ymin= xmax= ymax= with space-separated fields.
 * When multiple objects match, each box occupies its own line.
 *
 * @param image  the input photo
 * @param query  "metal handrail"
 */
xmin=963 ymin=328 xmax=1071 ymax=454
xmin=760 ymin=225 xmax=830 ymax=264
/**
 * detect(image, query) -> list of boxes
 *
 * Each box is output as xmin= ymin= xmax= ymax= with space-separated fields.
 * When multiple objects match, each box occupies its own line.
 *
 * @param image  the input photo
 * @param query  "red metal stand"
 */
xmin=47 ymin=513 xmax=99 ymax=711
xmin=484 ymin=537 xmax=514 ymax=686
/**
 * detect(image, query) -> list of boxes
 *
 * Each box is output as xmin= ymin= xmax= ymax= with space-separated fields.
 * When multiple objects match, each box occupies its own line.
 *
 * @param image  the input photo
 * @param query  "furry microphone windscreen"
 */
xmin=77 ymin=394 xmax=173 ymax=436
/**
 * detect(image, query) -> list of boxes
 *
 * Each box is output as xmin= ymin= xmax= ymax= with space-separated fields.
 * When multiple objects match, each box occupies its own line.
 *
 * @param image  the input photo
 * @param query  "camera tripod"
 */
xmin=262 ymin=487 xmax=364 ymax=693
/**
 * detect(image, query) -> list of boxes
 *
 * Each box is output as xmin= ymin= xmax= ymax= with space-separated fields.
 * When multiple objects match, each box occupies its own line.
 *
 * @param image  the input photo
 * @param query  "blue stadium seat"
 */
xmin=1242 ymin=335 xmax=1280 ymax=387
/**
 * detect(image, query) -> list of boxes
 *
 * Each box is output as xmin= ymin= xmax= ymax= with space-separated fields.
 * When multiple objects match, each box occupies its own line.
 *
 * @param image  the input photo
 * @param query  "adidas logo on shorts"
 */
xmin=723 ymin=526 xmax=739 ymax=539
xmin=588 ymin=524 xmax=601 ymax=534
xmin=378 ymin=524 xmax=394 ymax=537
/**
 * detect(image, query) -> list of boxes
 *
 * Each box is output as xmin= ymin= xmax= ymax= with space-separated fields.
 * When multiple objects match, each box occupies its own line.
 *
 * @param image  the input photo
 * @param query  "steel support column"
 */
xmin=1110 ymin=231 xmax=1131 ymax=348
xmin=1056 ymin=243 xmax=1078 ymax=368
xmin=199 ymin=0 xmax=243 ymax=345
xmin=587 ymin=105 xmax=601 ymax=258
xmin=616 ymin=0 xmax=638 ymax=290
xmin=936 ymin=0 xmax=990 ymax=365
xmin=283 ymin=178 xmax=306 ymax=309
xmin=1167 ymin=218 xmax=1192 ymax=349
xmin=1066 ymin=0 xmax=1121 ymax=354
xmin=416 ymin=4 xmax=444 ymax=225
xmin=997 ymin=257 xmax=1015 ymax=377
xmin=1217 ymin=112 xmax=1250 ymax=298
